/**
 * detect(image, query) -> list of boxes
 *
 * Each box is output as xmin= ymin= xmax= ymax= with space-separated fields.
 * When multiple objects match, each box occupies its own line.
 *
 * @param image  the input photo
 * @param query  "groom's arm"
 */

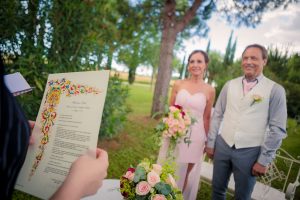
xmin=257 ymin=83 xmax=287 ymax=167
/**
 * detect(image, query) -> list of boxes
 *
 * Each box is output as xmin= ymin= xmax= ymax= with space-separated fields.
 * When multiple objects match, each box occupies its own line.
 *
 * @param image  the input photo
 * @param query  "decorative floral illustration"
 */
xmin=29 ymin=78 xmax=100 ymax=180
xmin=250 ymin=94 xmax=263 ymax=106
xmin=120 ymin=159 xmax=183 ymax=200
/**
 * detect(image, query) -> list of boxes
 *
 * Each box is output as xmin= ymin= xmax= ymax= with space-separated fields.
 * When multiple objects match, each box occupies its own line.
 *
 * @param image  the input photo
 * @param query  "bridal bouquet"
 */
xmin=155 ymin=105 xmax=193 ymax=145
xmin=120 ymin=159 xmax=183 ymax=200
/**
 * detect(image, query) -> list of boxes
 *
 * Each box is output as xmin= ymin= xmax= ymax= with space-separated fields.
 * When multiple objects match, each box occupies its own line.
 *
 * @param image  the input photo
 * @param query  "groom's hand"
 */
xmin=205 ymin=147 xmax=214 ymax=159
xmin=252 ymin=162 xmax=268 ymax=177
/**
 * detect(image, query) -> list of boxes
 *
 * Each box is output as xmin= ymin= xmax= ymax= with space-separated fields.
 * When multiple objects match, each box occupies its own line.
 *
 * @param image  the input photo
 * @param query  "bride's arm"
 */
xmin=203 ymin=86 xmax=216 ymax=135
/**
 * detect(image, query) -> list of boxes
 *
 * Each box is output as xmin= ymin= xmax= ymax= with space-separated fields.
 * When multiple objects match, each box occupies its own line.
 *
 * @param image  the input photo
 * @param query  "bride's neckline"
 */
xmin=178 ymin=89 xmax=206 ymax=98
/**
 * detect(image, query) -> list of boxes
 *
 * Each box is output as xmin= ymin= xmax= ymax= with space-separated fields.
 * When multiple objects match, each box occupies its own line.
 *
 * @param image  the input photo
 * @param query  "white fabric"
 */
xmin=221 ymin=76 xmax=275 ymax=148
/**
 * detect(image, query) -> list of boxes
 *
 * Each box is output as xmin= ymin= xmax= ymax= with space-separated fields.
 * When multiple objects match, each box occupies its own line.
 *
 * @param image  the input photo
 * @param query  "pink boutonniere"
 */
xmin=250 ymin=94 xmax=263 ymax=106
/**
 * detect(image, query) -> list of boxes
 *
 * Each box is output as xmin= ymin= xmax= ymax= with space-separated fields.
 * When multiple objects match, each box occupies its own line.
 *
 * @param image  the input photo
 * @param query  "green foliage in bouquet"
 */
xmin=120 ymin=159 xmax=183 ymax=200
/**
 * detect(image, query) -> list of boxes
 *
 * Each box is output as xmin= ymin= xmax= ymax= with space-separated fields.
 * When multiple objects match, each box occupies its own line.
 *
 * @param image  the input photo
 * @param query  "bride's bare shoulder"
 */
xmin=203 ymin=82 xmax=214 ymax=91
xmin=203 ymin=83 xmax=215 ymax=100
xmin=173 ymin=79 xmax=187 ymax=87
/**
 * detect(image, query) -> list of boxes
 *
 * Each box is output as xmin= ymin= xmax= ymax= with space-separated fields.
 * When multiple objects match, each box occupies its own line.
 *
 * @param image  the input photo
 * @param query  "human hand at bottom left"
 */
xmin=50 ymin=148 xmax=109 ymax=200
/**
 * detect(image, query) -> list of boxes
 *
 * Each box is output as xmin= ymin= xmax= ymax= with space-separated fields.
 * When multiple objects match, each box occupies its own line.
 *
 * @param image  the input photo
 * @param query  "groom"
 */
xmin=205 ymin=44 xmax=287 ymax=200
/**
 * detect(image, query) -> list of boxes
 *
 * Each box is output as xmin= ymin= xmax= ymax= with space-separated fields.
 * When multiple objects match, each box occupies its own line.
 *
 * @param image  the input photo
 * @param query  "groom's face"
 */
xmin=242 ymin=47 xmax=267 ymax=80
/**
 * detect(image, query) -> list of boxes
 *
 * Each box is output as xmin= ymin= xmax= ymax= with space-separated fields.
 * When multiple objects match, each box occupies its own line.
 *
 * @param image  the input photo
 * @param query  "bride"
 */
xmin=157 ymin=50 xmax=215 ymax=200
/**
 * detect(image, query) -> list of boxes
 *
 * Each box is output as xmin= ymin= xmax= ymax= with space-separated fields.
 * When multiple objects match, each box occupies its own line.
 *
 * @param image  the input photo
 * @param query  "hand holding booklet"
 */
xmin=15 ymin=71 xmax=109 ymax=199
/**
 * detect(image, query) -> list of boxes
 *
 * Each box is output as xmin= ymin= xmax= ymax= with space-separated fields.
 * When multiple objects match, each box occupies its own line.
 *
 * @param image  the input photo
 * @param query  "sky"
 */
xmin=180 ymin=2 xmax=300 ymax=61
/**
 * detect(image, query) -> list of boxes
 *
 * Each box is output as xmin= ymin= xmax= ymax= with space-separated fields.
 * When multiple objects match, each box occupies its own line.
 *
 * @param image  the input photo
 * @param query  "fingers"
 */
xmin=252 ymin=162 xmax=268 ymax=177
xmin=205 ymin=148 xmax=214 ymax=159
xmin=207 ymin=153 xmax=214 ymax=159
xmin=96 ymin=148 xmax=101 ymax=157
xmin=96 ymin=149 xmax=108 ymax=161
xmin=252 ymin=170 xmax=263 ymax=177
xmin=28 ymin=120 xmax=35 ymax=129
xmin=251 ymin=168 xmax=266 ymax=177
xmin=29 ymin=135 xmax=35 ymax=145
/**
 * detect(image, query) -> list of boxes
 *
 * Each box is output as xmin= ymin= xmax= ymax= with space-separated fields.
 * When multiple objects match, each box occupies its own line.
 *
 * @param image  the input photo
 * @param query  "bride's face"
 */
xmin=188 ymin=52 xmax=207 ymax=77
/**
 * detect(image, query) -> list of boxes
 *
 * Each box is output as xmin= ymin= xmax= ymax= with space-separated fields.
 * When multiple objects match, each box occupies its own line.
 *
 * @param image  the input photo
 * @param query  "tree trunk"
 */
xmin=151 ymin=0 xmax=177 ymax=117
xmin=107 ymin=45 xmax=114 ymax=70
xmin=128 ymin=67 xmax=136 ymax=84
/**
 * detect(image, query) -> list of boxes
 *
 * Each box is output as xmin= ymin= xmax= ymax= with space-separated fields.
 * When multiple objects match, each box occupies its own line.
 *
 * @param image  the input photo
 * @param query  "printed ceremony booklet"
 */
xmin=15 ymin=70 xmax=110 ymax=199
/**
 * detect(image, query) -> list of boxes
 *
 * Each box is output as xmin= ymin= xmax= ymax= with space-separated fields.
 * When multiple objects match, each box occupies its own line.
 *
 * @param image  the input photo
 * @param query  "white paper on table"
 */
xmin=81 ymin=179 xmax=122 ymax=200
xmin=4 ymin=72 xmax=33 ymax=96
xmin=15 ymin=71 xmax=110 ymax=199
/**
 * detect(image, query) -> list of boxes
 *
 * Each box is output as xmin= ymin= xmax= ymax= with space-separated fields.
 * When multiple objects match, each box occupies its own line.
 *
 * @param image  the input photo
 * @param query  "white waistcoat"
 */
xmin=221 ymin=76 xmax=275 ymax=148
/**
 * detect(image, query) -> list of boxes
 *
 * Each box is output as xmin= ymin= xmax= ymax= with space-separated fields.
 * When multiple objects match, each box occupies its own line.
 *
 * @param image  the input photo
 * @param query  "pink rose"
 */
xmin=147 ymin=171 xmax=160 ymax=187
xmin=136 ymin=181 xmax=151 ymax=195
xmin=152 ymin=194 xmax=167 ymax=200
xmin=152 ymin=164 xmax=162 ymax=175
xmin=123 ymin=170 xmax=135 ymax=181
xmin=169 ymin=106 xmax=177 ymax=112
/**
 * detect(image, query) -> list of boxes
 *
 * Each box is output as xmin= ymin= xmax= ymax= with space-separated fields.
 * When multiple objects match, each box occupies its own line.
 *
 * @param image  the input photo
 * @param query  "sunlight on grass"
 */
xmin=126 ymin=83 xmax=154 ymax=116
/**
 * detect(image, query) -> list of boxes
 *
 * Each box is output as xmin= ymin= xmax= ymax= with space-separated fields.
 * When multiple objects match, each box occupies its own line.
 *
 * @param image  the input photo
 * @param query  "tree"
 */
xmin=150 ymin=0 xmax=297 ymax=116
xmin=140 ymin=39 xmax=161 ymax=88
xmin=151 ymin=0 xmax=214 ymax=116
xmin=206 ymin=39 xmax=211 ymax=53
xmin=223 ymin=30 xmax=237 ymax=67
xmin=116 ymin=21 xmax=160 ymax=84
xmin=287 ymin=53 xmax=300 ymax=84
xmin=117 ymin=39 xmax=142 ymax=84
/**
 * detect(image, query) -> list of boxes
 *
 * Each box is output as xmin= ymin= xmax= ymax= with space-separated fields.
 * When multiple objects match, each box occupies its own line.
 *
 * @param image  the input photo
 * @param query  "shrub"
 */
xmin=99 ymin=74 xmax=131 ymax=138
xmin=283 ymin=82 xmax=300 ymax=119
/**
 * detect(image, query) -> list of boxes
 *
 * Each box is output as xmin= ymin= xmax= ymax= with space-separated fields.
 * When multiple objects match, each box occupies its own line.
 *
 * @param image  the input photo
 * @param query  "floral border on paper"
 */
xmin=29 ymin=78 xmax=101 ymax=180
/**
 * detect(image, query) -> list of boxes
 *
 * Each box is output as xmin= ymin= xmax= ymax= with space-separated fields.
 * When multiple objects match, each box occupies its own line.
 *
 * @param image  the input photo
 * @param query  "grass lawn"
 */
xmin=13 ymin=82 xmax=300 ymax=199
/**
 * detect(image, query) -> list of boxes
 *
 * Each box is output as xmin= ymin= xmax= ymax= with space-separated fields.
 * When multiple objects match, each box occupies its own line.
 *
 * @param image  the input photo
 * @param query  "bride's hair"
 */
xmin=187 ymin=50 xmax=209 ymax=64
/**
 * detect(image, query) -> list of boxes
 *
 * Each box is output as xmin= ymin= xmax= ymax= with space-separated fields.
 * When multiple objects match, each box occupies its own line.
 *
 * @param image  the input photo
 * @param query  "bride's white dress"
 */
xmin=157 ymin=89 xmax=207 ymax=200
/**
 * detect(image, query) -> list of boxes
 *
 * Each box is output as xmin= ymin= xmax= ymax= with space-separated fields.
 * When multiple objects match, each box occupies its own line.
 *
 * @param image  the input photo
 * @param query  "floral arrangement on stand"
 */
xmin=120 ymin=159 xmax=183 ymax=200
